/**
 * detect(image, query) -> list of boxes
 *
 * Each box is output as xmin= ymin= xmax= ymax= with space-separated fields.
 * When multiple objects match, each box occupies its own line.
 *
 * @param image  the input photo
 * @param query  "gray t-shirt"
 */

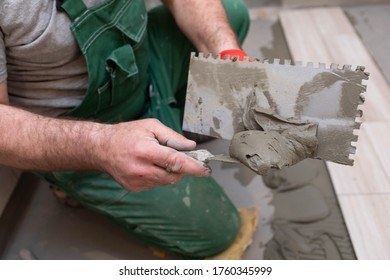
xmin=0 ymin=0 xmax=105 ymax=116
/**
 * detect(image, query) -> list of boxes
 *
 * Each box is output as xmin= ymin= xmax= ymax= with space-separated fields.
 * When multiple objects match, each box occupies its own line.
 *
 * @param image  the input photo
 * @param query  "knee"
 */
xmin=179 ymin=207 xmax=241 ymax=258
xmin=222 ymin=0 xmax=250 ymax=43
xmin=224 ymin=0 xmax=250 ymax=17
xmin=205 ymin=211 xmax=241 ymax=257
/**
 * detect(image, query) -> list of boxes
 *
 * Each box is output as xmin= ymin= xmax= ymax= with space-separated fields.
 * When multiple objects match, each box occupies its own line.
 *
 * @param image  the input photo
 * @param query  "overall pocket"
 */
xmin=62 ymin=0 xmax=149 ymax=121
xmin=96 ymin=44 xmax=140 ymax=113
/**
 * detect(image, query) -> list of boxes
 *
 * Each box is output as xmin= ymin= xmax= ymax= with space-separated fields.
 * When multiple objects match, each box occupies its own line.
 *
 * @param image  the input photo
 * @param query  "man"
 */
xmin=0 ymin=0 xmax=250 ymax=258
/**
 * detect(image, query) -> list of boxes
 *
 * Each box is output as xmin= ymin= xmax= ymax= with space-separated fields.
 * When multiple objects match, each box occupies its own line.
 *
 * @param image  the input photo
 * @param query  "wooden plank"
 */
xmin=327 ymin=123 xmax=390 ymax=194
xmin=280 ymin=7 xmax=390 ymax=259
xmin=364 ymin=124 xmax=390 ymax=183
xmin=279 ymin=7 xmax=390 ymax=121
xmin=279 ymin=9 xmax=333 ymax=65
xmin=338 ymin=194 xmax=390 ymax=259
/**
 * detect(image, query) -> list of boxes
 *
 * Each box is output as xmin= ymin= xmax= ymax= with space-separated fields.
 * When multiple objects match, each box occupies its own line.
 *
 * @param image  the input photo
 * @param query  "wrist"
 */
xmin=85 ymin=122 xmax=113 ymax=172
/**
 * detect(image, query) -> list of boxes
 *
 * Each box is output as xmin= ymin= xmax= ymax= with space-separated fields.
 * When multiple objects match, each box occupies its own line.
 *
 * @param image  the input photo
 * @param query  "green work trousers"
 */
xmin=42 ymin=0 xmax=250 ymax=258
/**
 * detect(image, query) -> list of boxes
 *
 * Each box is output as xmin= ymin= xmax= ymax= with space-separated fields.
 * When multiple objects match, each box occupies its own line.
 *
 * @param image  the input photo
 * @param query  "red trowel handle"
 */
xmin=220 ymin=49 xmax=248 ymax=61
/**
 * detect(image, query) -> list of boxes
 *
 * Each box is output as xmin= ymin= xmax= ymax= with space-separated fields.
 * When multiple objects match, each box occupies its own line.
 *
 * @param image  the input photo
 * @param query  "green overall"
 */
xmin=41 ymin=0 xmax=249 ymax=258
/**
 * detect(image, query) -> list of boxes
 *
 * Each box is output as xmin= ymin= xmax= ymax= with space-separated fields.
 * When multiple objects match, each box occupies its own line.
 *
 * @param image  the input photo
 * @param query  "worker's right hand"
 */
xmin=96 ymin=118 xmax=210 ymax=192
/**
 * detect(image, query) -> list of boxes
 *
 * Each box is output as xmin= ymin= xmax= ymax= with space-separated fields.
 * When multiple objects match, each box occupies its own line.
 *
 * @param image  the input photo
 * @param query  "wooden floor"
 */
xmin=280 ymin=7 xmax=390 ymax=259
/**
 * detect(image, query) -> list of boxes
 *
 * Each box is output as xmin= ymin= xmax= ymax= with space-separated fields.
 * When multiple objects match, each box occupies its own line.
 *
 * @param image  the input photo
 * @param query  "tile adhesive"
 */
xmin=229 ymin=91 xmax=318 ymax=175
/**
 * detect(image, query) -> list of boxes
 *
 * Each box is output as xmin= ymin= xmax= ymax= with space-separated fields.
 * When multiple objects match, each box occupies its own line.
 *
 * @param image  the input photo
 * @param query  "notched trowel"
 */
xmin=183 ymin=53 xmax=369 ymax=165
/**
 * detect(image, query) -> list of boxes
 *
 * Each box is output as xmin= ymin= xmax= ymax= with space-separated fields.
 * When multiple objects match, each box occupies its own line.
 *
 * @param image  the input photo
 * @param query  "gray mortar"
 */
xmin=262 ymin=160 xmax=356 ymax=260
xmin=229 ymin=92 xmax=318 ymax=175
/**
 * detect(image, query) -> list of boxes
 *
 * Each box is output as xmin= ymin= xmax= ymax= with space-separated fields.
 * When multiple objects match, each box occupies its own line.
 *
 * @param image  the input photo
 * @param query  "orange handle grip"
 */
xmin=219 ymin=49 xmax=248 ymax=61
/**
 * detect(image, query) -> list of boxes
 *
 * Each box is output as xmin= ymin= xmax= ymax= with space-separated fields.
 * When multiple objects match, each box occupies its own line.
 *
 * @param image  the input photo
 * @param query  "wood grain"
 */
xmin=338 ymin=193 xmax=390 ymax=259
xmin=327 ymin=123 xmax=390 ymax=195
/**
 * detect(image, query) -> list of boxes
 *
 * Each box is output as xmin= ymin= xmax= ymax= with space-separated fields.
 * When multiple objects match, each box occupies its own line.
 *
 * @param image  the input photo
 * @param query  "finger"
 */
xmin=119 ymin=165 xmax=185 ymax=192
xmin=150 ymin=119 xmax=196 ymax=151
xmin=149 ymin=143 xmax=210 ymax=177
xmin=150 ymin=166 xmax=185 ymax=185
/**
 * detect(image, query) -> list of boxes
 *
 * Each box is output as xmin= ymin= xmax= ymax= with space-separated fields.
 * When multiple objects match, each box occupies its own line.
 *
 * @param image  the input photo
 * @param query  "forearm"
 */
xmin=162 ymin=0 xmax=240 ymax=54
xmin=0 ymin=104 xmax=106 ymax=172
xmin=0 ymin=105 xmax=210 ymax=191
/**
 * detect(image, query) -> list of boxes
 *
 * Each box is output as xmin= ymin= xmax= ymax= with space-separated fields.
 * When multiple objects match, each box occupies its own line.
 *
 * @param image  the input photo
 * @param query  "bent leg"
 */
xmin=42 ymin=171 xmax=239 ymax=258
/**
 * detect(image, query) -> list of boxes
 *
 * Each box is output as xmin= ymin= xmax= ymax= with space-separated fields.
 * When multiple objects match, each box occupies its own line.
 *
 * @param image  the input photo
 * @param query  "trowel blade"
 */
xmin=182 ymin=53 xmax=368 ymax=165
xmin=182 ymin=149 xmax=239 ymax=164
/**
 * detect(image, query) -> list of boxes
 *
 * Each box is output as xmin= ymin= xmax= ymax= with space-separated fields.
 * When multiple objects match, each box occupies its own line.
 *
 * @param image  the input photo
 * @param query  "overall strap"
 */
xmin=59 ymin=0 xmax=88 ymax=20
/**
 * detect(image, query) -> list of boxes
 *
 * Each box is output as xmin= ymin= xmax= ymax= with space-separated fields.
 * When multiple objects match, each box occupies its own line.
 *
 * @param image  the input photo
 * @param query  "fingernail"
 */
xmin=170 ymin=164 xmax=182 ymax=173
xmin=187 ymin=140 xmax=197 ymax=149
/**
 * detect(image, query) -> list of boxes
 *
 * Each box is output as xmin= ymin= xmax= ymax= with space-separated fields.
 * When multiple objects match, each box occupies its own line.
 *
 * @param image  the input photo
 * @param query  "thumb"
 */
xmin=151 ymin=120 xmax=196 ymax=151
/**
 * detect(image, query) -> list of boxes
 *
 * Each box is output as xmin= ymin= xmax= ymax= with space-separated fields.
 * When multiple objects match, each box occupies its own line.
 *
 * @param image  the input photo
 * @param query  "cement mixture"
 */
xmin=262 ymin=161 xmax=356 ymax=260
xmin=229 ymin=92 xmax=318 ymax=175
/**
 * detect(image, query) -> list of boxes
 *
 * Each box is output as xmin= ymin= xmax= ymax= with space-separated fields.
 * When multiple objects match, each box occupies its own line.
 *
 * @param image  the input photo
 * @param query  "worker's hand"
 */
xmin=98 ymin=119 xmax=210 ymax=192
